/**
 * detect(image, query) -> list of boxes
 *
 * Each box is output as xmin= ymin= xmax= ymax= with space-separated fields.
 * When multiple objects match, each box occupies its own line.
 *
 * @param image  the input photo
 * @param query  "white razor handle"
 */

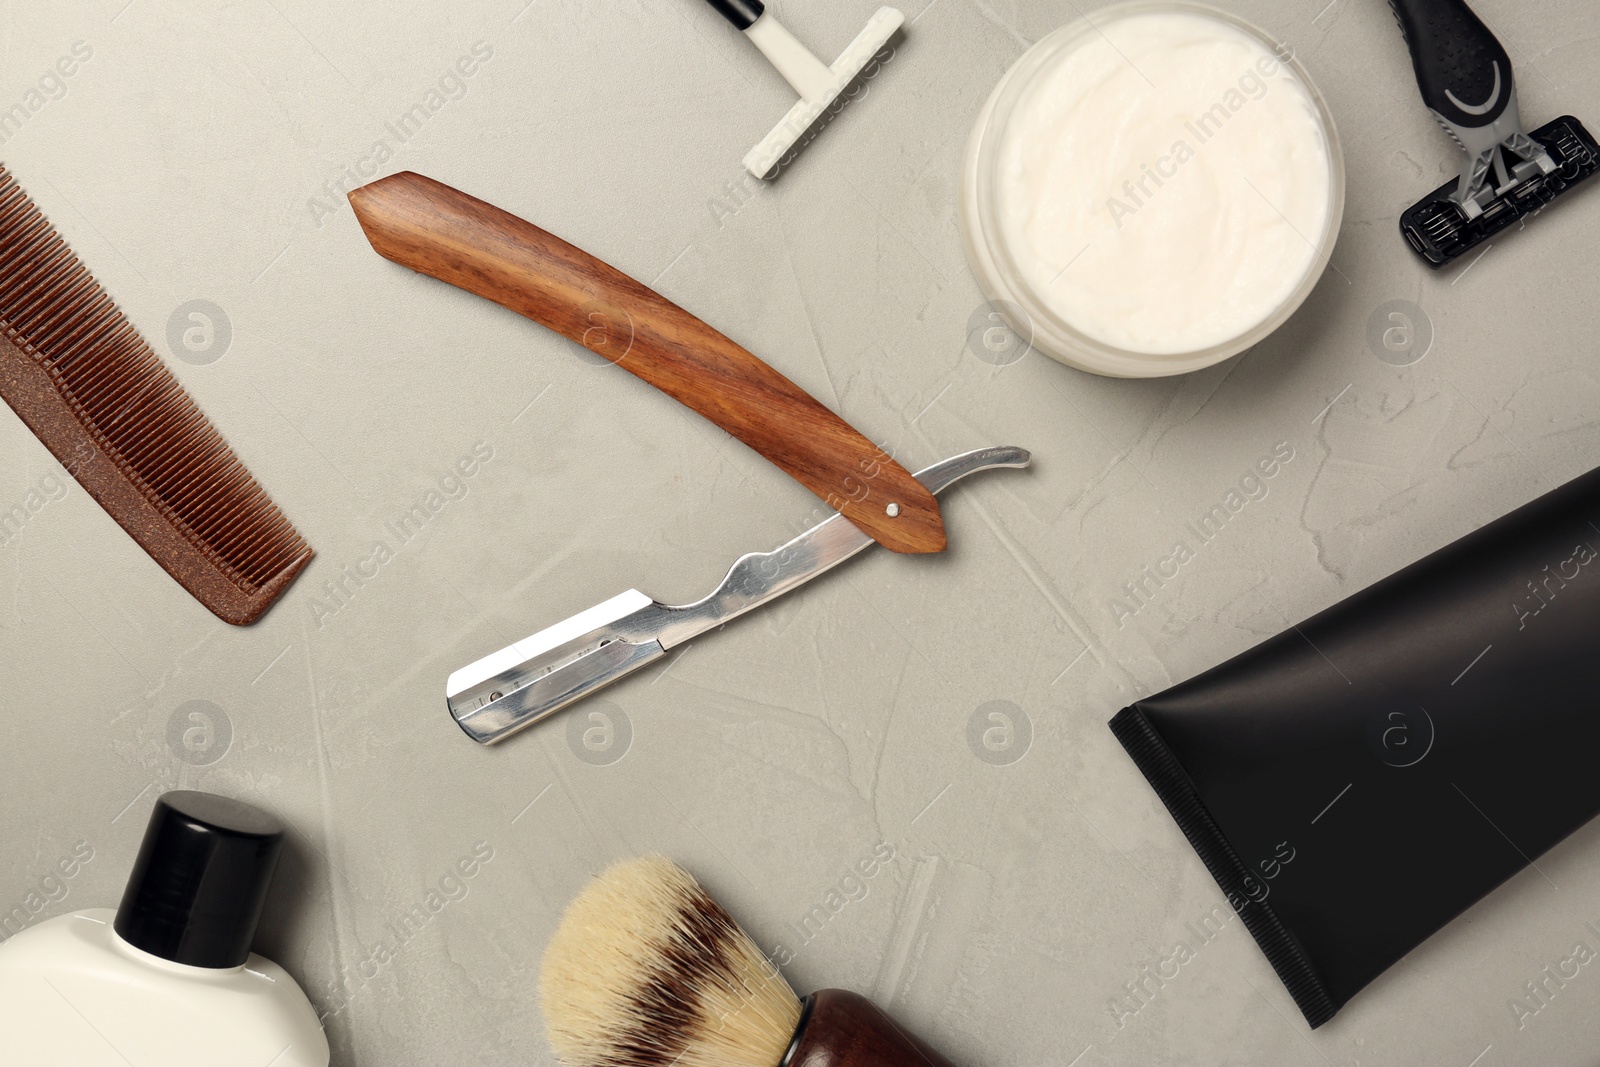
xmin=446 ymin=446 xmax=1030 ymax=745
xmin=706 ymin=0 xmax=903 ymax=178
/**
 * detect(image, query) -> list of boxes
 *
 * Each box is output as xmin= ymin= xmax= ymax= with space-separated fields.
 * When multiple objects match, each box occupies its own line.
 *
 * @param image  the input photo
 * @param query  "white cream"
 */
xmin=994 ymin=10 xmax=1333 ymax=356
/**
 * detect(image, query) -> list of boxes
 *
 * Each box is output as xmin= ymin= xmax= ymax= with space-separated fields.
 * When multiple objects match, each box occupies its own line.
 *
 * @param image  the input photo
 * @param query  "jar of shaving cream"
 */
xmin=961 ymin=2 xmax=1344 ymax=377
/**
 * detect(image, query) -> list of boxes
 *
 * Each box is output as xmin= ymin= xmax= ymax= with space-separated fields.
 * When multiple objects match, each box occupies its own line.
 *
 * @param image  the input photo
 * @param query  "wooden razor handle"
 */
xmin=347 ymin=172 xmax=944 ymax=554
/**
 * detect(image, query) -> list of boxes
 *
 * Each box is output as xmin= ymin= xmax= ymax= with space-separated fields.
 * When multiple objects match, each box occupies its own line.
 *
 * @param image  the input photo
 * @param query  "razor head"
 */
xmin=744 ymin=6 xmax=903 ymax=178
xmin=446 ymin=590 xmax=666 ymax=745
xmin=1401 ymin=115 xmax=1600 ymax=268
xmin=443 ymin=445 xmax=1033 ymax=747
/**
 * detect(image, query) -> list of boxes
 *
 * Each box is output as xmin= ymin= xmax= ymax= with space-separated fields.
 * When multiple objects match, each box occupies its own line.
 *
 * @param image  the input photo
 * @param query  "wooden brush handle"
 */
xmin=347 ymin=172 xmax=944 ymax=555
xmin=786 ymin=989 xmax=960 ymax=1066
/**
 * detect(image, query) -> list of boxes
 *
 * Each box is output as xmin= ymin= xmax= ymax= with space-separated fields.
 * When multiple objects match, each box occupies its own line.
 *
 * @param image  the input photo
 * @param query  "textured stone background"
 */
xmin=1 ymin=1 xmax=1597 ymax=1064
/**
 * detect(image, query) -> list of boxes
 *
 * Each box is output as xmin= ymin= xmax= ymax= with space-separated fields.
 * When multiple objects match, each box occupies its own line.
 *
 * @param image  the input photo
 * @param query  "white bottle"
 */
xmin=0 ymin=791 xmax=330 ymax=1066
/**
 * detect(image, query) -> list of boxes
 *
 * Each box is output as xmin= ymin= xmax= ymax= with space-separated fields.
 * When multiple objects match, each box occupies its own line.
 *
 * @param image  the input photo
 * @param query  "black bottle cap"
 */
xmin=113 ymin=791 xmax=285 ymax=969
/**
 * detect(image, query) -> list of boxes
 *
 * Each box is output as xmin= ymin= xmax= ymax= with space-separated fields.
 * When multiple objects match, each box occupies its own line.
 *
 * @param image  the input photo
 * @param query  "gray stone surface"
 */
xmin=2 ymin=1 xmax=1597 ymax=1064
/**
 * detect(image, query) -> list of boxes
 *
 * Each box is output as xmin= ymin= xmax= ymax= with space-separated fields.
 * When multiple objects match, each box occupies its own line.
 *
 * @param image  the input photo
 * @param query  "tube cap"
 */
xmin=113 ymin=791 xmax=285 ymax=969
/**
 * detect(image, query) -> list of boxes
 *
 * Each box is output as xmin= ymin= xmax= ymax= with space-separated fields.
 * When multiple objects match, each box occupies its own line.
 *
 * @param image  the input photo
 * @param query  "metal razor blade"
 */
xmin=446 ymin=445 xmax=1030 ymax=744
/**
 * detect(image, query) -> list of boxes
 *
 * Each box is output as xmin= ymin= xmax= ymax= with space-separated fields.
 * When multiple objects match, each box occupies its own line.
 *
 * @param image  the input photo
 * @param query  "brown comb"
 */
xmin=0 ymin=165 xmax=311 ymax=625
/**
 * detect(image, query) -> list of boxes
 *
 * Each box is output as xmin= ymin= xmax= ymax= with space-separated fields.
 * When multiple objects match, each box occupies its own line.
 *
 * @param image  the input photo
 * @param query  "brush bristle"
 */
xmin=539 ymin=855 xmax=802 ymax=1067
xmin=0 ymin=163 xmax=310 ymax=618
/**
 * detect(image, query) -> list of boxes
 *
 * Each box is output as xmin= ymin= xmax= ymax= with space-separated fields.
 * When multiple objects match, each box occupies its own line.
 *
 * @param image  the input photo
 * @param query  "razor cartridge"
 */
xmin=1388 ymin=0 xmax=1598 ymax=267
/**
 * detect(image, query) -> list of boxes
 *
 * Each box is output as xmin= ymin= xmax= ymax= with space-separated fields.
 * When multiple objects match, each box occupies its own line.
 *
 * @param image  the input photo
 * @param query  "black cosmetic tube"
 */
xmin=1111 ymin=466 xmax=1600 ymax=1027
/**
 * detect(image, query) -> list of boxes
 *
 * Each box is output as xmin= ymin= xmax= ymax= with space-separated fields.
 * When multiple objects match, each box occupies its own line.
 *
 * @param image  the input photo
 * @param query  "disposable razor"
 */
xmin=446 ymin=445 xmax=1030 ymax=745
xmin=706 ymin=0 xmax=904 ymax=178
xmin=1388 ymin=0 xmax=1599 ymax=267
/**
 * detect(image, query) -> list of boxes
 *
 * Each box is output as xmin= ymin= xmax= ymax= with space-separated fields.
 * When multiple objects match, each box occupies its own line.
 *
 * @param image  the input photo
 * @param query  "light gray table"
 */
xmin=3 ymin=1 xmax=1597 ymax=1064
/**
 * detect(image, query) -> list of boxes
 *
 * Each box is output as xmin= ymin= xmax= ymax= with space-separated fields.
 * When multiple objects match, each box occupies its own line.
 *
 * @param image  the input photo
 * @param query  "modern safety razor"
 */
xmin=1387 ymin=0 xmax=1598 ymax=266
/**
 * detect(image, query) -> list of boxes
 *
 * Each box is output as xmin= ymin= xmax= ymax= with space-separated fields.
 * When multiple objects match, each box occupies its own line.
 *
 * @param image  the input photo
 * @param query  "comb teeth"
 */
xmin=0 ymin=164 xmax=311 ymax=623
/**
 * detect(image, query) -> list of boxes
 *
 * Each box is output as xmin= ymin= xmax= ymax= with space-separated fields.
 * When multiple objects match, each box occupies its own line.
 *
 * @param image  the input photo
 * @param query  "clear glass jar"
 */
xmin=960 ymin=1 xmax=1345 ymax=377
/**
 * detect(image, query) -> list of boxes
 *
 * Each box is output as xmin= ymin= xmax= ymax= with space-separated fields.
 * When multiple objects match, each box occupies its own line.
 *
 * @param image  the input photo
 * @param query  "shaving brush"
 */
xmin=539 ymin=855 xmax=959 ymax=1067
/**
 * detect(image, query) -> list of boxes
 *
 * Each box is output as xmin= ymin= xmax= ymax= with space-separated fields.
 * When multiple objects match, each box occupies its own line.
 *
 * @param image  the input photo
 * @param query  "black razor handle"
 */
xmin=1387 ymin=0 xmax=1513 ymax=128
xmin=706 ymin=0 xmax=764 ymax=30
